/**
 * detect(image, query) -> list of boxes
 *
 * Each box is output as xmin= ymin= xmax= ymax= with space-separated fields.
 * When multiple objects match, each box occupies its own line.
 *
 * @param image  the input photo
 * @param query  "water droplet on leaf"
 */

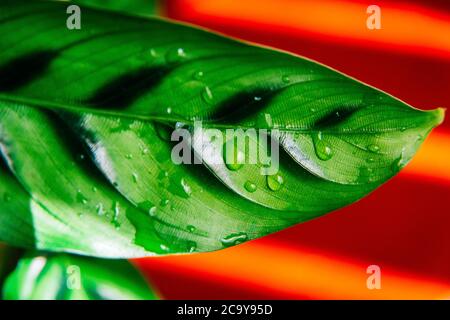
xmin=158 ymin=170 xmax=169 ymax=180
xmin=175 ymin=122 xmax=186 ymax=130
xmin=193 ymin=71 xmax=204 ymax=80
xmin=368 ymin=144 xmax=380 ymax=153
xmin=187 ymin=241 xmax=197 ymax=253
xmin=224 ymin=139 xmax=245 ymax=171
xmin=140 ymin=146 xmax=149 ymax=155
xmin=138 ymin=201 xmax=157 ymax=217
xmin=312 ymin=132 xmax=333 ymax=161
xmin=221 ymin=232 xmax=248 ymax=247
xmin=180 ymin=178 xmax=192 ymax=197
xmin=267 ymin=174 xmax=284 ymax=191
xmin=202 ymin=86 xmax=214 ymax=104
xmin=160 ymin=199 xmax=169 ymax=207
xmin=165 ymin=47 xmax=186 ymax=64
xmin=392 ymin=150 xmax=409 ymax=172
xmin=168 ymin=173 xmax=192 ymax=198
xmin=111 ymin=201 xmax=121 ymax=229
xmin=160 ymin=244 xmax=170 ymax=252
xmin=149 ymin=48 xmax=157 ymax=58
xmin=357 ymin=166 xmax=374 ymax=183
xmin=96 ymin=203 xmax=105 ymax=216
xmin=149 ymin=206 xmax=157 ymax=217
xmin=244 ymin=181 xmax=257 ymax=193
xmin=76 ymin=190 xmax=88 ymax=205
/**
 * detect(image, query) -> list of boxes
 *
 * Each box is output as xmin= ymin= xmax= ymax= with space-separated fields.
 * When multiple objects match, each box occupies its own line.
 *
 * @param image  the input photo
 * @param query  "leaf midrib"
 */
xmin=1 ymin=94 xmax=441 ymax=134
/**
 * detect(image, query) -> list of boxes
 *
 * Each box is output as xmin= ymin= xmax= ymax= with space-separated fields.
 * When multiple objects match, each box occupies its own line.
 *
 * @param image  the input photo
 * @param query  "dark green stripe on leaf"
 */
xmin=0 ymin=0 xmax=445 ymax=258
xmin=86 ymin=66 xmax=173 ymax=109
xmin=0 ymin=50 xmax=58 ymax=92
xmin=208 ymin=88 xmax=278 ymax=125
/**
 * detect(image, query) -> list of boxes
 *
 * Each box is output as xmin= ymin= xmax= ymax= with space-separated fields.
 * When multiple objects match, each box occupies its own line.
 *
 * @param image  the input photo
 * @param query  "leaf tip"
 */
xmin=433 ymin=107 xmax=446 ymax=126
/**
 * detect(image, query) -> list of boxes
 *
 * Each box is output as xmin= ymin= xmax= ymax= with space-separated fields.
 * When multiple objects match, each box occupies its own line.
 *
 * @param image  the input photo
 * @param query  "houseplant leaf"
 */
xmin=0 ymin=0 xmax=444 ymax=257
xmin=0 ymin=245 xmax=22 ymax=288
xmin=2 ymin=251 xmax=158 ymax=300
xmin=0 ymin=161 xmax=35 ymax=248
xmin=72 ymin=0 xmax=159 ymax=16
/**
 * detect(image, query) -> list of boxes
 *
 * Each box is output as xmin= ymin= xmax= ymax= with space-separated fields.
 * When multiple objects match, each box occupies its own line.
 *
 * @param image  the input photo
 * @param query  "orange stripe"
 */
xmin=135 ymin=130 xmax=450 ymax=299
xmin=135 ymin=242 xmax=450 ymax=299
xmin=403 ymin=130 xmax=450 ymax=183
xmin=178 ymin=0 xmax=450 ymax=58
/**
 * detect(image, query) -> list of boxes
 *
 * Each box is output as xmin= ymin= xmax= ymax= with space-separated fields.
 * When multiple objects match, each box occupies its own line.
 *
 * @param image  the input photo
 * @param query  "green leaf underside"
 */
xmin=2 ymin=252 xmax=158 ymax=300
xmin=0 ymin=0 xmax=444 ymax=257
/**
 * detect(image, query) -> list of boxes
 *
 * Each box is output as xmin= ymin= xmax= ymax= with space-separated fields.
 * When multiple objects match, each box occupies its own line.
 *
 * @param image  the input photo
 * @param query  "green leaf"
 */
xmin=0 ymin=0 xmax=444 ymax=257
xmin=0 ymin=161 xmax=35 ymax=248
xmin=72 ymin=0 xmax=160 ymax=16
xmin=2 ymin=252 xmax=158 ymax=300
xmin=0 ymin=245 xmax=22 ymax=288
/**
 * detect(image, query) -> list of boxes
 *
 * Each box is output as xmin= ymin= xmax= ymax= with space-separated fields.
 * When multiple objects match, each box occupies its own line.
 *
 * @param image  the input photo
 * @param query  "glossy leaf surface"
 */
xmin=2 ymin=252 xmax=158 ymax=300
xmin=73 ymin=0 xmax=159 ymax=16
xmin=0 ymin=0 xmax=444 ymax=257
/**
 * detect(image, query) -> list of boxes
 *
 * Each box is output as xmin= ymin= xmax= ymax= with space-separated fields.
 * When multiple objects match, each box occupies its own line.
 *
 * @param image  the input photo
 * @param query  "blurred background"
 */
xmin=130 ymin=0 xmax=450 ymax=300
xmin=0 ymin=0 xmax=447 ymax=300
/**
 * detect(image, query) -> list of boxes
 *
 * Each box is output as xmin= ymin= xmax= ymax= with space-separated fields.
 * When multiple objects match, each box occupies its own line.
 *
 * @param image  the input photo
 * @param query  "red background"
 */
xmin=134 ymin=0 xmax=450 ymax=299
